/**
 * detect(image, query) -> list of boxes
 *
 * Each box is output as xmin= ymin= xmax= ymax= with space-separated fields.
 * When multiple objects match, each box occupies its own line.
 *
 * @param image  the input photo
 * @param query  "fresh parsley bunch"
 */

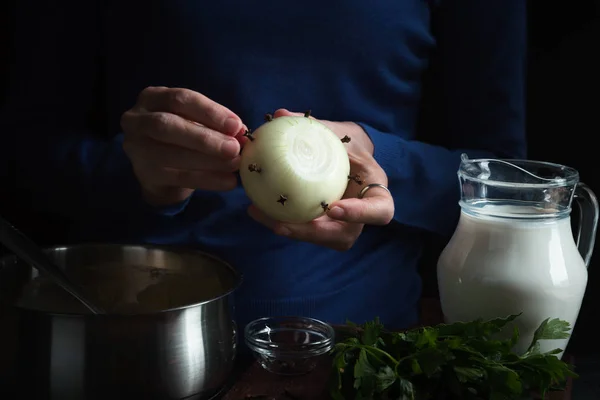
xmin=330 ymin=314 xmax=578 ymax=400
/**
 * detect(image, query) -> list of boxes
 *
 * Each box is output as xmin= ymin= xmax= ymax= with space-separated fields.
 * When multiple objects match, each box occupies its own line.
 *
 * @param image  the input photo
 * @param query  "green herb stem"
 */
xmin=362 ymin=345 xmax=400 ymax=366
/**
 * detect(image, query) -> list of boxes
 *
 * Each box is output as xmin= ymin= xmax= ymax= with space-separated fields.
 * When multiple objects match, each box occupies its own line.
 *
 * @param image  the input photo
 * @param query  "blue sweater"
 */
xmin=0 ymin=1 xmax=526 ymax=328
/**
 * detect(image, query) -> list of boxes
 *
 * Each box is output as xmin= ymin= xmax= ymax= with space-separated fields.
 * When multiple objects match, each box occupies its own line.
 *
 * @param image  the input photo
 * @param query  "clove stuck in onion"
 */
xmin=239 ymin=112 xmax=352 ymax=223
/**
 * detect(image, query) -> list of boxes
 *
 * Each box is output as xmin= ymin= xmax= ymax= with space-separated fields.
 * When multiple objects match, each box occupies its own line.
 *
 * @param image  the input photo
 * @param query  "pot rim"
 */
xmin=1 ymin=242 xmax=244 ymax=318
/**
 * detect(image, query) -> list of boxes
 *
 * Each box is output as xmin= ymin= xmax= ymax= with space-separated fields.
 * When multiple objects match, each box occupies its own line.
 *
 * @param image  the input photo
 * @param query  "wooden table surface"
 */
xmin=222 ymin=355 xmax=572 ymax=400
xmin=221 ymin=298 xmax=573 ymax=400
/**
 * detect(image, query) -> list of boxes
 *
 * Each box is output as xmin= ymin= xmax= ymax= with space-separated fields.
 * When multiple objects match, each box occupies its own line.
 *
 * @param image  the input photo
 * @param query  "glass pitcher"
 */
xmin=437 ymin=154 xmax=598 ymax=356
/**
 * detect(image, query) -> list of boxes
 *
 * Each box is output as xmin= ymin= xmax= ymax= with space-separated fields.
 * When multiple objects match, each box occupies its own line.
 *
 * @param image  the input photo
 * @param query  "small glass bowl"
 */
xmin=244 ymin=316 xmax=335 ymax=375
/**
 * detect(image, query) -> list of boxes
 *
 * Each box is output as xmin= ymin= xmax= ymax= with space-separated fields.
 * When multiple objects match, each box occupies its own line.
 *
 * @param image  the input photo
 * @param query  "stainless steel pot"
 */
xmin=0 ymin=244 xmax=242 ymax=400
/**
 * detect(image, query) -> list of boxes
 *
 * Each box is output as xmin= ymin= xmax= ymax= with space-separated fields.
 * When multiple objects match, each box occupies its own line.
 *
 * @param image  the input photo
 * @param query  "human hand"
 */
xmin=121 ymin=86 xmax=248 ymax=206
xmin=248 ymin=109 xmax=394 ymax=251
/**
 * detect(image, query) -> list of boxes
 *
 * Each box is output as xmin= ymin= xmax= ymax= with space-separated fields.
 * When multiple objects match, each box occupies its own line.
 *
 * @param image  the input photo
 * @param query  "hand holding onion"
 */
xmin=121 ymin=87 xmax=248 ymax=206
xmin=240 ymin=109 xmax=394 ymax=251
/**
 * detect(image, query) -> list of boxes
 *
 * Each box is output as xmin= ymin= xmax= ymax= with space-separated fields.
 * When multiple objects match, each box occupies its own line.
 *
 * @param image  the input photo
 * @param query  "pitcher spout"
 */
xmin=458 ymin=153 xmax=580 ymax=219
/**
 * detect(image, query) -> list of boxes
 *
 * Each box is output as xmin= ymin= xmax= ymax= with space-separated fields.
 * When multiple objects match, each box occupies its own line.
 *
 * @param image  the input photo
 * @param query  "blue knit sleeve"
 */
xmin=358 ymin=0 xmax=527 ymax=237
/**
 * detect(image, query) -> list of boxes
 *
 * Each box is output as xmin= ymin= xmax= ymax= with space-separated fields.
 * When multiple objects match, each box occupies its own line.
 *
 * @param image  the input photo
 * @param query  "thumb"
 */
xmin=327 ymin=195 xmax=394 ymax=226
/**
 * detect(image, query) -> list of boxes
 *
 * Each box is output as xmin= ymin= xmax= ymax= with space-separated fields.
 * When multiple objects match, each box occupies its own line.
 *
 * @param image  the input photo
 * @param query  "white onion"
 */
xmin=239 ymin=114 xmax=351 ymax=223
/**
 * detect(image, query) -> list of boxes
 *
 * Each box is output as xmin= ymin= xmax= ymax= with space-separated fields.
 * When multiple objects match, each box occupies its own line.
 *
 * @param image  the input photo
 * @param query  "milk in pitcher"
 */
xmin=437 ymin=155 xmax=598 ymax=357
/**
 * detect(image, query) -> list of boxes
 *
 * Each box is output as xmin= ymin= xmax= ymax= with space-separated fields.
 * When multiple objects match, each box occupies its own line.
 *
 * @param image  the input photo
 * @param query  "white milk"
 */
xmin=437 ymin=205 xmax=588 ymax=357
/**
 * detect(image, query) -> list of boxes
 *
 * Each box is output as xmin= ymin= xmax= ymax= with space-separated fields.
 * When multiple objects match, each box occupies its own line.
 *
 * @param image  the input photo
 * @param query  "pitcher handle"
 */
xmin=574 ymin=182 xmax=599 ymax=268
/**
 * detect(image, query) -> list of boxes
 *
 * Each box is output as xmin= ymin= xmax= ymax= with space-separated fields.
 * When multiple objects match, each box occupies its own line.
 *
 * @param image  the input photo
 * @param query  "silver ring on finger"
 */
xmin=357 ymin=183 xmax=391 ymax=199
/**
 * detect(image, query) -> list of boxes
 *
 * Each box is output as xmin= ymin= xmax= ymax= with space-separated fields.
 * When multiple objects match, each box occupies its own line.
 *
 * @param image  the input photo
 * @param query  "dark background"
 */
xmin=1 ymin=1 xmax=600 ymax=396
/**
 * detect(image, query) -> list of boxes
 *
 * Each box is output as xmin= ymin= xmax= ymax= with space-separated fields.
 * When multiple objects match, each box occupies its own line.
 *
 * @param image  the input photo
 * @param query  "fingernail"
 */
xmin=328 ymin=206 xmax=345 ymax=219
xmin=223 ymin=117 xmax=241 ymax=135
xmin=221 ymin=140 xmax=240 ymax=158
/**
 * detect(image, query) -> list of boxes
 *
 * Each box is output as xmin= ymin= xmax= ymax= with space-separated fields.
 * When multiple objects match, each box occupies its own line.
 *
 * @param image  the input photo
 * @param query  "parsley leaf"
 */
xmin=330 ymin=315 xmax=578 ymax=400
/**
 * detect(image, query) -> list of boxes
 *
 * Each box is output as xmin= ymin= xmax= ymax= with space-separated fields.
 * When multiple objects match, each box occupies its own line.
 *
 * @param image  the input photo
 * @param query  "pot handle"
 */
xmin=574 ymin=182 xmax=599 ymax=268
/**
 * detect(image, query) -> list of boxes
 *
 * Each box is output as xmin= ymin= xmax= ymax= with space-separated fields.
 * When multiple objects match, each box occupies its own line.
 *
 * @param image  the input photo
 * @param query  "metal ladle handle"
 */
xmin=0 ymin=215 xmax=104 ymax=314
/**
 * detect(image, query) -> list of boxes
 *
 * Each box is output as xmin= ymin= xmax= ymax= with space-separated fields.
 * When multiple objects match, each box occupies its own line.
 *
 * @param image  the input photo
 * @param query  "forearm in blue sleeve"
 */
xmin=1 ymin=128 xmax=190 ymax=222
xmin=359 ymin=0 xmax=527 ymax=237
xmin=357 ymin=127 xmax=501 ymax=236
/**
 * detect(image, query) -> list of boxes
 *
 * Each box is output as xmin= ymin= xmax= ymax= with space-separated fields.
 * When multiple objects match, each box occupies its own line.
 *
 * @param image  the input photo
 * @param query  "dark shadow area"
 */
xmin=0 ymin=0 xmax=70 ymax=254
xmin=526 ymin=3 xmax=600 ymax=398
xmin=528 ymin=3 xmax=600 ymax=354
